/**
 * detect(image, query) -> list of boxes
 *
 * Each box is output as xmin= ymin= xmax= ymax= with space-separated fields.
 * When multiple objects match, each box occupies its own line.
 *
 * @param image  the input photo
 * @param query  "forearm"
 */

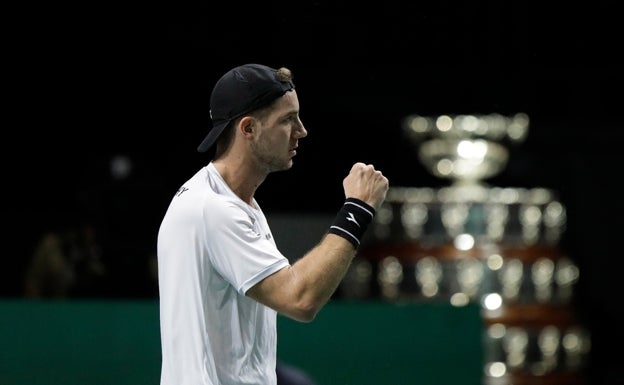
xmin=288 ymin=233 xmax=357 ymax=314
xmin=279 ymin=197 xmax=376 ymax=319
xmin=246 ymin=232 xmax=357 ymax=322
xmin=247 ymin=164 xmax=388 ymax=321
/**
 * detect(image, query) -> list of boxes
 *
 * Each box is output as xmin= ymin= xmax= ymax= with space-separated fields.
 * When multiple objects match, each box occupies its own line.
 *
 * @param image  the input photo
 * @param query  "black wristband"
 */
xmin=328 ymin=198 xmax=376 ymax=248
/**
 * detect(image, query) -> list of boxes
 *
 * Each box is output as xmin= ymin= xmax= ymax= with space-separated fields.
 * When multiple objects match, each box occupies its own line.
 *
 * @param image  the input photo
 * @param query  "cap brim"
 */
xmin=197 ymin=121 xmax=229 ymax=153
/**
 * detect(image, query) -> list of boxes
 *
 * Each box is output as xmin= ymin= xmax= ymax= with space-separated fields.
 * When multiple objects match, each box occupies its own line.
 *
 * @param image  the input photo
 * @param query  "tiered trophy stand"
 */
xmin=340 ymin=113 xmax=590 ymax=385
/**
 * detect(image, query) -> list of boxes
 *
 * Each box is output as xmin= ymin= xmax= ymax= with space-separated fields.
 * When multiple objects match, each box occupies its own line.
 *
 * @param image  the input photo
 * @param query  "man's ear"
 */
xmin=240 ymin=116 xmax=254 ymax=134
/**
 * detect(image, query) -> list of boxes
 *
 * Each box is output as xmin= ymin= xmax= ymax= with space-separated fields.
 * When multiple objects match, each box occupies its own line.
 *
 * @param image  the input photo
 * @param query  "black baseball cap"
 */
xmin=197 ymin=63 xmax=296 ymax=153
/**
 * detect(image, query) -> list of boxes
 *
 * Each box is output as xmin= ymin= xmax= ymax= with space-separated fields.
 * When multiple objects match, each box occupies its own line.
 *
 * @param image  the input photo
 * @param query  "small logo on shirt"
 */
xmin=248 ymin=215 xmax=272 ymax=240
xmin=175 ymin=186 xmax=189 ymax=197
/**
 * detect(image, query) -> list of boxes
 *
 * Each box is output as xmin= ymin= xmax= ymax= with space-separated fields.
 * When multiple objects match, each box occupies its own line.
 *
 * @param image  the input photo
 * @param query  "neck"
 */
xmin=212 ymin=158 xmax=266 ymax=206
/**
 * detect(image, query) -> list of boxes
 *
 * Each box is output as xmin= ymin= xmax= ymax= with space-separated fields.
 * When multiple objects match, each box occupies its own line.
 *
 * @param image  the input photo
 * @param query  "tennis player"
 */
xmin=157 ymin=63 xmax=389 ymax=385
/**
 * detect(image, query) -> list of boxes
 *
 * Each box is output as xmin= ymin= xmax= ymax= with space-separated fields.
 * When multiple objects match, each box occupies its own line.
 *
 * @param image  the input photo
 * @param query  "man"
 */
xmin=157 ymin=63 xmax=389 ymax=385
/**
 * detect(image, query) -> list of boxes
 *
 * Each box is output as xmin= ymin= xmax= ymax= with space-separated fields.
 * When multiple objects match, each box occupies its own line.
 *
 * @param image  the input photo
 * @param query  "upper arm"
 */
xmin=246 ymin=265 xmax=316 ymax=322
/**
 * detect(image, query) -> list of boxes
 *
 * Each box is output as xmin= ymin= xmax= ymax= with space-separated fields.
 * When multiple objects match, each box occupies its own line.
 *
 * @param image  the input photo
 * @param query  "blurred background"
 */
xmin=4 ymin=1 xmax=623 ymax=384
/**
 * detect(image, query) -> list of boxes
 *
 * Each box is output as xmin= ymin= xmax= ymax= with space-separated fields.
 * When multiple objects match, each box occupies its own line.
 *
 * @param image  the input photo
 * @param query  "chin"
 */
xmin=268 ymin=159 xmax=293 ymax=173
xmin=282 ymin=159 xmax=294 ymax=171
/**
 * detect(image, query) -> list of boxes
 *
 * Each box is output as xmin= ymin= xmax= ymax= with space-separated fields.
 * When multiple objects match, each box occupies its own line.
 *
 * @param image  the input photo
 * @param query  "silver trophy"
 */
xmin=403 ymin=112 xmax=529 ymax=186
xmin=341 ymin=112 xmax=588 ymax=385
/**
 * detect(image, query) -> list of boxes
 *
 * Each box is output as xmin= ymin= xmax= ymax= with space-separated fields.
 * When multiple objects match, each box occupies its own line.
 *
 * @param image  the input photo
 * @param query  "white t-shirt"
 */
xmin=157 ymin=162 xmax=290 ymax=385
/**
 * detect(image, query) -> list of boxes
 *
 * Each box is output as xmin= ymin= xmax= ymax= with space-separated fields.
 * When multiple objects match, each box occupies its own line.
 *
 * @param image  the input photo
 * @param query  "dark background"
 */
xmin=7 ymin=1 xmax=623 ymax=384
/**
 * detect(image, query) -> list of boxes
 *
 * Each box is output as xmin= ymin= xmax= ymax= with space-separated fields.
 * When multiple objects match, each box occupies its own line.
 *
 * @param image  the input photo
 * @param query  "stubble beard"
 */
xmin=251 ymin=140 xmax=292 ymax=173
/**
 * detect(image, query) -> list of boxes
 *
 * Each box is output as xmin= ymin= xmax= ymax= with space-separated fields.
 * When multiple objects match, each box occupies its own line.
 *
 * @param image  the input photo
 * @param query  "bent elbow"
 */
xmin=291 ymin=310 xmax=317 ymax=323
xmin=297 ymin=309 xmax=318 ymax=323
xmin=289 ymin=299 xmax=322 ymax=323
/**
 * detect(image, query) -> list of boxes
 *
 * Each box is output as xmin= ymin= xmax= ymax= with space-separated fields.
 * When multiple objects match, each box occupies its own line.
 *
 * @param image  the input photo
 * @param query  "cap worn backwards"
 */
xmin=197 ymin=63 xmax=296 ymax=153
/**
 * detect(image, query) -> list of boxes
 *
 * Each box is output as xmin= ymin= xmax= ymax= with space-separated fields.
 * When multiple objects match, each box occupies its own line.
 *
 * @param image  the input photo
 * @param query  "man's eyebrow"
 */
xmin=281 ymin=110 xmax=299 ymax=118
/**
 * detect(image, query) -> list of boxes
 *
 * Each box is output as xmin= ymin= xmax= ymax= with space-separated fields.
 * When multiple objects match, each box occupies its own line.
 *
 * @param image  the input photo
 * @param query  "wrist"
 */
xmin=327 ymin=198 xmax=376 ymax=248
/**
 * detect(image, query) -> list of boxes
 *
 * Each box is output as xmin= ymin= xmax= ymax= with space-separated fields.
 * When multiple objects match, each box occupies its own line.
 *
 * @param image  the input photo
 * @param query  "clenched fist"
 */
xmin=342 ymin=162 xmax=389 ymax=211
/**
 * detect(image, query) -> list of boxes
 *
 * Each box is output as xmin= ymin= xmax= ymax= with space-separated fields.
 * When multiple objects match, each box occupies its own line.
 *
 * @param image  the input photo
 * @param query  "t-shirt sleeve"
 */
xmin=205 ymin=201 xmax=290 ymax=295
